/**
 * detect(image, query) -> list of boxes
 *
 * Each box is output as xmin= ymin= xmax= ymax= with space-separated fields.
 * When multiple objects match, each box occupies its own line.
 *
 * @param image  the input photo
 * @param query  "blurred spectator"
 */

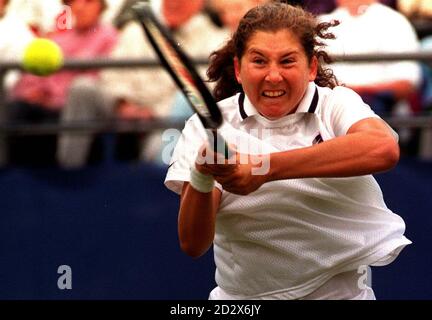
xmin=0 ymin=0 xmax=34 ymax=58
xmin=207 ymin=0 xmax=269 ymax=32
xmin=381 ymin=0 xmax=397 ymax=9
xmin=397 ymin=0 xmax=432 ymax=40
xmin=6 ymin=0 xmax=64 ymax=35
xmin=284 ymin=0 xmax=394 ymax=14
xmin=102 ymin=0 xmax=128 ymax=25
xmin=417 ymin=36 xmax=432 ymax=160
xmin=59 ymin=0 xmax=228 ymax=168
xmin=0 ymin=0 xmax=34 ymax=90
xmin=66 ymin=9 xmax=175 ymax=167
xmin=320 ymin=0 xmax=421 ymax=118
xmin=160 ymin=0 xmax=227 ymax=62
xmin=397 ymin=0 xmax=432 ymax=19
xmin=0 ymin=0 xmax=35 ymax=166
xmin=6 ymin=0 xmax=117 ymax=166
xmin=301 ymin=0 xmax=337 ymax=15
xmin=276 ymin=0 xmax=335 ymax=14
xmin=420 ymin=36 xmax=432 ymax=109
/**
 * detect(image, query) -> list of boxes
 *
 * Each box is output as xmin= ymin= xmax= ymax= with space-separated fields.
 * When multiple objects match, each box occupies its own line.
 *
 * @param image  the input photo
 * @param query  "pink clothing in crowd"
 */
xmin=12 ymin=23 xmax=118 ymax=110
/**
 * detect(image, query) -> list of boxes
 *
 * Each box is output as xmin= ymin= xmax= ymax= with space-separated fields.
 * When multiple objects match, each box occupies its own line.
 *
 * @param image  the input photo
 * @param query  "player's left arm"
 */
xmin=269 ymin=117 xmax=399 ymax=179
xmin=207 ymin=118 xmax=399 ymax=194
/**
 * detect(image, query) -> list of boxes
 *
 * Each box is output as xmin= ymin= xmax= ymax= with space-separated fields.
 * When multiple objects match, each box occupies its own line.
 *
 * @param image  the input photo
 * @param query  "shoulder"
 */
xmin=370 ymin=3 xmax=413 ymax=25
xmin=371 ymin=2 xmax=403 ymax=16
xmin=316 ymin=85 xmax=378 ymax=137
xmin=319 ymin=7 xmax=352 ymax=26
xmin=317 ymin=85 xmax=368 ymax=114
xmin=319 ymin=85 xmax=363 ymax=103
xmin=0 ymin=14 xmax=30 ymax=32
xmin=317 ymin=85 xmax=349 ymax=103
xmin=218 ymin=94 xmax=240 ymax=109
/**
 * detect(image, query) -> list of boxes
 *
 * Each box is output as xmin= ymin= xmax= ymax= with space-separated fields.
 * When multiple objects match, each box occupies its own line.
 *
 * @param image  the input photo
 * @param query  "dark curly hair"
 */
xmin=207 ymin=1 xmax=339 ymax=101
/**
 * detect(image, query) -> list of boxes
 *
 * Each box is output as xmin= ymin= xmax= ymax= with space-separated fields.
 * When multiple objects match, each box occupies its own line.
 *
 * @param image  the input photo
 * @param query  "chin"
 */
xmin=262 ymin=106 xmax=290 ymax=118
xmin=261 ymin=112 xmax=286 ymax=120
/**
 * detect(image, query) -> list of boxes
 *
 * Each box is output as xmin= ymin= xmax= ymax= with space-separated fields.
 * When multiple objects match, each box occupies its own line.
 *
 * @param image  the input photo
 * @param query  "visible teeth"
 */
xmin=263 ymin=90 xmax=285 ymax=97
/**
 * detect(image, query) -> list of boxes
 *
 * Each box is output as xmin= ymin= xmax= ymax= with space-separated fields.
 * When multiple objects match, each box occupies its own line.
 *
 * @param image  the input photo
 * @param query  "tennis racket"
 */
xmin=131 ymin=0 xmax=231 ymax=158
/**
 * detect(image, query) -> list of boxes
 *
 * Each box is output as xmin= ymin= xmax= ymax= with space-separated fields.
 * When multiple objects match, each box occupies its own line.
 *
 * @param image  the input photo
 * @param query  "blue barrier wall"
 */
xmin=0 ymin=157 xmax=431 ymax=300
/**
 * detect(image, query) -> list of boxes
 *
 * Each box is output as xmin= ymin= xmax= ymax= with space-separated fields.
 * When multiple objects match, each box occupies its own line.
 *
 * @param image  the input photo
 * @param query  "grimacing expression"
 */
xmin=234 ymin=29 xmax=318 ymax=120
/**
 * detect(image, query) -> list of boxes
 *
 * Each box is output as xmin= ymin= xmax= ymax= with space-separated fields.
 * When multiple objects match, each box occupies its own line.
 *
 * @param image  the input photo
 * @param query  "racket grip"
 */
xmin=211 ymin=130 xmax=233 ymax=159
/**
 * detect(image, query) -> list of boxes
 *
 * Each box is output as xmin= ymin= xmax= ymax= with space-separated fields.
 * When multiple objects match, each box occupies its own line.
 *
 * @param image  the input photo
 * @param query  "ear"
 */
xmin=309 ymin=56 xmax=318 ymax=81
xmin=234 ymin=57 xmax=242 ymax=84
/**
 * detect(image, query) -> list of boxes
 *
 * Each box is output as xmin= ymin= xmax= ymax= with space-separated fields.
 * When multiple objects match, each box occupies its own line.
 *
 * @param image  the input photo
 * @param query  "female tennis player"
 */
xmin=165 ymin=1 xmax=411 ymax=300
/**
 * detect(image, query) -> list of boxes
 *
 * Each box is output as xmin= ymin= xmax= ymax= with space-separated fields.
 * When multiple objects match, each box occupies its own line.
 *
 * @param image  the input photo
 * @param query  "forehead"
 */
xmin=245 ymin=29 xmax=302 ymax=53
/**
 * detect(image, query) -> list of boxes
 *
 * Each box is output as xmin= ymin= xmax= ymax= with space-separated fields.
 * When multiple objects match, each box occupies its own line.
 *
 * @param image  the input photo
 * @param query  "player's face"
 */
xmin=70 ymin=0 xmax=103 ymax=31
xmin=234 ymin=29 xmax=317 ymax=120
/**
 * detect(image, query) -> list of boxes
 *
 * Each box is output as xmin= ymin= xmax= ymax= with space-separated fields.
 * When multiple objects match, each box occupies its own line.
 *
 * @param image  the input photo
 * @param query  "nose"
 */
xmin=265 ymin=67 xmax=283 ymax=84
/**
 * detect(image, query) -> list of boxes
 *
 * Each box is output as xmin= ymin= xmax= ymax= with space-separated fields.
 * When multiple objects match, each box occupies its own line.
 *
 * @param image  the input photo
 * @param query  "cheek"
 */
xmin=288 ymin=68 xmax=310 ymax=86
xmin=239 ymin=66 xmax=262 ymax=86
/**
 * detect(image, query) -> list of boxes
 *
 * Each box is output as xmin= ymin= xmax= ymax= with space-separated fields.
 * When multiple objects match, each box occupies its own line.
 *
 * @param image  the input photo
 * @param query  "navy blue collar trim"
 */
xmin=307 ymin=87 xmax=319 ymax=114
xmin=238 ymin=92 xmax=247 ymax=120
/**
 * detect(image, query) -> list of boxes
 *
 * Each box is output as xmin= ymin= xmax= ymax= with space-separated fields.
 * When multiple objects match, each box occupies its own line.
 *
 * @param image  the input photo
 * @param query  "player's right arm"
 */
xmin=178 ymin=182 xmax=222 ymax=258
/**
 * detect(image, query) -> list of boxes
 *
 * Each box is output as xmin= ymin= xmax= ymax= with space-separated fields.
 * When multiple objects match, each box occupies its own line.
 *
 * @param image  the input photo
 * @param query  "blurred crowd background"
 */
xmin=1 ymin=0 xmax=432 ymax=169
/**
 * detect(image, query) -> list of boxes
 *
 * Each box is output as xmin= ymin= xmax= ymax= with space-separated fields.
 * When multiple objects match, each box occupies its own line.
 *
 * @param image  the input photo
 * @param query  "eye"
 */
xmin=252 ymin=57 xmax=266 ymax=65
xmin=281 ymin=58 xmax=295 ymax=65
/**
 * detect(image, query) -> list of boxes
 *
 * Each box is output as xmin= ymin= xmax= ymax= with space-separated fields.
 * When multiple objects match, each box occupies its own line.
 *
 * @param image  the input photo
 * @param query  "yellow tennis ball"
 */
xmin=22 ymin=38 xmax=64 ymax=76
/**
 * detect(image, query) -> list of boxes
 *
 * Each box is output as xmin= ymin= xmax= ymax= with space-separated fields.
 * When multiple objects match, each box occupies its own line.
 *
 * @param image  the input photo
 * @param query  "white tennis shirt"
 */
xmin=165 ymin=82 xmax=411 ymax=299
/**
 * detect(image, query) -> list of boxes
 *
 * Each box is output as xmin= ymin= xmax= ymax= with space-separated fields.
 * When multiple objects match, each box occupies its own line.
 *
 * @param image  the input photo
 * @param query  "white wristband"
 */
xmin=190 ymin=167 xmax=215 ymax=193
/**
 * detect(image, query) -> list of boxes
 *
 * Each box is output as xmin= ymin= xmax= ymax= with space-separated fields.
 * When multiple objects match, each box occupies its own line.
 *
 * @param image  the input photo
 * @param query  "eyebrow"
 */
xmin=247 ymin=48 xmax=299 ymax=57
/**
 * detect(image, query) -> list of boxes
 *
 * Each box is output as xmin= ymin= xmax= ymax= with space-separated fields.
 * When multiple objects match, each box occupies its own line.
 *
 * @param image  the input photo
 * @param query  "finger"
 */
xmin=214 ymin=174 xmax=238 ymax=186
xmin=203 ymin=162 xmax=238 ymax=177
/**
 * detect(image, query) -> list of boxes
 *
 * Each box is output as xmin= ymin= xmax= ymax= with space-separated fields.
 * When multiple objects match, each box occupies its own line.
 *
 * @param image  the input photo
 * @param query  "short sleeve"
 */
xmin=325 ymin=86 xmax=398 ymax=140
xmin=164 ymin=115 xmax=223 ymax=194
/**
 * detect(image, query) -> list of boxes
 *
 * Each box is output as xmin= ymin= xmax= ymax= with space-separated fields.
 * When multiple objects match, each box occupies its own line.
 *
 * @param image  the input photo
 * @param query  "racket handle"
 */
xmin=210 ymin=130 xmax=233 ymax=159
